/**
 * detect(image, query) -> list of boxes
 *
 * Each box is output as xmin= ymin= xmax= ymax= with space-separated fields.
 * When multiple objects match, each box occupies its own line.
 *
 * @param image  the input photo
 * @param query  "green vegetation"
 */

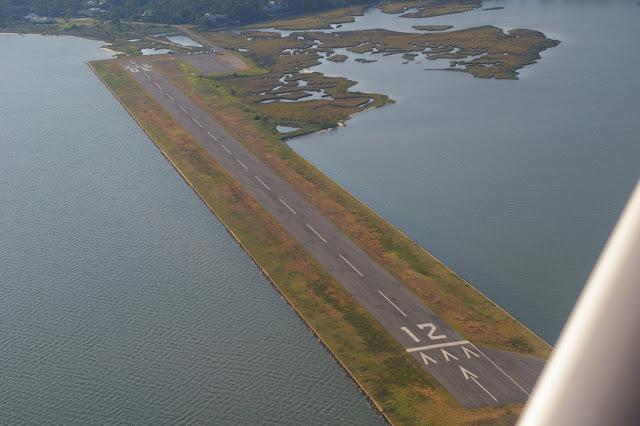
xmin=1 ymin=18 xmax=196 ymax=56
xmin=146 ymin=33 xmax=552 ymax=360
xmin=0 ymin=0 xmax=489 ymax=27
xmin=381 ymin=0 xmax=481 ymax=18
xmin=1 ymin=0 xmax=371 ymax=26
xmin=195 ymin=30 xmax=392 ymax=137
xmin=93 ymin=58 xmax=531 ymax=425
xmin=244 ymin=5 xmax=366 ymax=30
xmin=302 ymin=26 xmax=558 ymax=79
xmin=412 ymin=24 xmax=454 ymax=31
xmin=327 ymin=53 xmax=349 ymax=62
xmin=204 ymin=25 xmax=559 ymax=136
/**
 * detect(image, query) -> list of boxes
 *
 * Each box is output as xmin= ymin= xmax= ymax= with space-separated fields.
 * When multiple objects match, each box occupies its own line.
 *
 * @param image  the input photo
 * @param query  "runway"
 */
xmin=120 ymin=56 xmax=545 ymax=408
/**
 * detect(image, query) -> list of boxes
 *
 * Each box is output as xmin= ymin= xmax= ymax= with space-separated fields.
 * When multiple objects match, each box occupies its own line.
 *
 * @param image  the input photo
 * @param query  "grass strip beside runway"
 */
xmin=92 ymin=60 xmax=525 ymax=425
xmin=169 ymin=55 xmax=551 ymax=359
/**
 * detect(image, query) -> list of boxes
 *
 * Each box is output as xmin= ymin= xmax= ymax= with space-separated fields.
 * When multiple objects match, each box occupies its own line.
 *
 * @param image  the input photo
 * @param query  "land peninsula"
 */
xmin=200 ymin=24 xmax=558 ymax=137
xmin=7 ymin=1 xmax=560 ymax=423
xmin=380 ymin=0 xmax=482 ymax=18
xmin=413 ymin=24 xmax=454 ymax=31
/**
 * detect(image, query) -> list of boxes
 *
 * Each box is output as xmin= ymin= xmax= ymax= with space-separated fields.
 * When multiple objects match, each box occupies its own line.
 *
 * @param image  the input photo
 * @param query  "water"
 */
xmin=0 ymin=34 xmax=384 ymax=424
xmin=288 ymin=0 xmax=640 ymax=343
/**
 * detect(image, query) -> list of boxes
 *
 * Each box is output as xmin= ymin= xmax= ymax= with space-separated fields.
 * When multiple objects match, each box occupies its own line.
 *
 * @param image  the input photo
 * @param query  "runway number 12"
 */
xmin=401 ymin=323 xmax=447 ymax=343
xmin=418 ymin=323 xmax=447 ymax=340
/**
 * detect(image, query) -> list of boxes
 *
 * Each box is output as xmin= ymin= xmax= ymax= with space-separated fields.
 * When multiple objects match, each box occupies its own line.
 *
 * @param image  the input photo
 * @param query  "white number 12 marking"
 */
xmin=418 ymin=323 xmax=447 ymax=340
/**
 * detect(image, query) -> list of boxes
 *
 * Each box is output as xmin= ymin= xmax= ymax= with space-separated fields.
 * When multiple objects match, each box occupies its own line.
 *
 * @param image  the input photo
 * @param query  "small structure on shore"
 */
xmin=23 ymin=13 xmax=55 ymax=24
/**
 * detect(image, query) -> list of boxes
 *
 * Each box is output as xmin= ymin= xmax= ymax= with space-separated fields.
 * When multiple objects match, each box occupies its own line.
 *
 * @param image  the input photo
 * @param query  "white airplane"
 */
xmin=520 ymin=180 xmax=640 ymax=425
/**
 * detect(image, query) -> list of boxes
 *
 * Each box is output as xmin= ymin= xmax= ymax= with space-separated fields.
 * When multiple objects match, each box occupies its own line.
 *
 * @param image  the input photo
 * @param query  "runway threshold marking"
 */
xmin=379 ymin=290 xmax=408 ymax=317
xmin=406 ymin=340 xmax=471 ymax=353
xmin=131 ymin=71 xmax=525 ymax=407
xmin=339 ymin=254 xmax=364 ymax=277
xmin=306 ymin=224 xmax=327 ymax=243
xmin=236 ymin=159 xmax=249 ymax=170
xmin=192 ymin=117 xmax=204 ymax=128
xmin=460 ymin=366 xmax=498 ymax=402
xmin=279 ymin=197 xmax=297 ymax=215
xmin=254 ymin=176 xmax=271 ymax=191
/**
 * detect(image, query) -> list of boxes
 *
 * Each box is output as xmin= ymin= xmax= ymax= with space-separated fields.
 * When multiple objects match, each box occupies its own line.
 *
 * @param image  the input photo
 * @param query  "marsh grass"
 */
xmin=93 ymin=59 xmax=527 ymax=424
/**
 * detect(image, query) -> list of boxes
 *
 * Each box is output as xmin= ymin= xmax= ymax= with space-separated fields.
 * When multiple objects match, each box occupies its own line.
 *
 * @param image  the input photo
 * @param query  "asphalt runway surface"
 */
xmin=120 ymin=55 xmax=545 ymax=408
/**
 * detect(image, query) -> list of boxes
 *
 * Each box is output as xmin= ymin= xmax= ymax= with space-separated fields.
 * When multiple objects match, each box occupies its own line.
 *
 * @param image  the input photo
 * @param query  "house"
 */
xmin=87 ymin=7 xmax=108 ymax=16
xmin=24 ymin=13 xmax=55 ymax=24
xmin=202 ymin=13 xmax=231 ymax=27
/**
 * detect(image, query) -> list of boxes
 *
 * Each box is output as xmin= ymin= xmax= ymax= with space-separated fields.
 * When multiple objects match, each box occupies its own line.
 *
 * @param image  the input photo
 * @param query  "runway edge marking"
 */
xmin=88 ymin=61 xmax=393 ymax=424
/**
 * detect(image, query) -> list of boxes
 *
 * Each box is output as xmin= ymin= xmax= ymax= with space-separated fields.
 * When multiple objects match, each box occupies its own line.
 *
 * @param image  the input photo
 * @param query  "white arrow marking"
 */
xmin=460 ymin=366 xmax=498 ymax=402
xmin=460 ymin=365 xmax=478 ymax=380
xmin=462 ymin=346 xmax=480 ymax=359
xmin=470 ymin=343 xmax=530 ymax=396
xmin=420 ymin=352 xmax=438 ymax=366
xmin=441 ymin=348 xmax=459 ymax=362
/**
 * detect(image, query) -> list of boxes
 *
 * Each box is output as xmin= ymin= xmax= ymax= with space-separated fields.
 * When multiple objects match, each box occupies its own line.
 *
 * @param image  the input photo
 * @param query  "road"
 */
xmin=120 ymin=56 xmax=545 ymax=408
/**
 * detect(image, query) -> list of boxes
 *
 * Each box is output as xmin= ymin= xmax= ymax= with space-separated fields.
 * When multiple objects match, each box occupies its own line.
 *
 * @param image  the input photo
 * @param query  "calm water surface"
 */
xmin=0 ymin=34 xmax=384 ymax=424
xmin=289 ymin=0 xmax=640 ymax=342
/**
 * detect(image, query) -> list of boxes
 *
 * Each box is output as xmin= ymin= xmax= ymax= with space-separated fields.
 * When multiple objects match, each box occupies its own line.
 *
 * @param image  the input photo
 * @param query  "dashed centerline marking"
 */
xmin=254 ymin=176 xmax=270 ymax=191
xmin=279 ymin=197 xmax=297 ymax=215
xmin=178 ymin=105 xmax=189 ymax=114
xmin=143 ymin=73 xmax=151 ymax=79
xmin=236 ymin=159 xmax=249 ymax=170
xmin=153 ymin=82 xmax=162 ymax=90
xmin=221 ymin=145 xmax=232 ymax=155
xmin=192 ymin=117 xmax=204 ymax=128
xmin=378 ymin=290 xmax=407 ymax=317
xmin=406 ymin=340 xmax=471 ymax=353
xmin=339 ymin=254 xmax=364 ymax=277
xmin=165 ymin=93 xmax=175 ymax=102
xmin=306 ymin=224 xmax=328 ymax=243
xmin=207 ymin=132 xmax=219 ymax=142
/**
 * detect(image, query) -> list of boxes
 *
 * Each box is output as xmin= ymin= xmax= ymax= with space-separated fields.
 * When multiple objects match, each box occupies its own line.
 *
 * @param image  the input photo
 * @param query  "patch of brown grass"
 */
xmin=92 ymin=59 xmax=528 ymax=425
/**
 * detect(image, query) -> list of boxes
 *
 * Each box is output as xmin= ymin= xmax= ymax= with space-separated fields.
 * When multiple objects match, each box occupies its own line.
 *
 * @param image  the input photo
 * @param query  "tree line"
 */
xmin=0 ymin=0 xmax=385 ymax=25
